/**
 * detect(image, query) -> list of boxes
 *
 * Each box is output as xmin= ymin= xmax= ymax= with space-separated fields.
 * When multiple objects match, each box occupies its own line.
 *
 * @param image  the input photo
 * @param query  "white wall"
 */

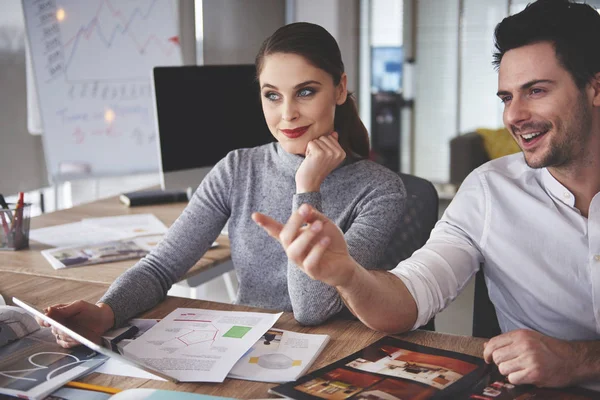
xmin=371 ymin=0 xmax=402 ymax=47
xmin=202 ymin=0 xmax=286 ymax=65
xmin=0 ymin=0 xmax=48 ymax=195
xmin=459 ymin=0 xmax=507 ymax=134
xmin=413 ymin=0 xmax=459 ymax=182
xmin=412 ymin=0 xmax=517 ymax=182
xmin=293 ymin=0 xmax=360 ymax=93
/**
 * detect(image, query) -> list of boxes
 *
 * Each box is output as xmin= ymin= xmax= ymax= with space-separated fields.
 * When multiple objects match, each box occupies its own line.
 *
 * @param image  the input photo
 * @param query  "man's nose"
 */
xmin=504 ymin=96 xmax=531 ymax=128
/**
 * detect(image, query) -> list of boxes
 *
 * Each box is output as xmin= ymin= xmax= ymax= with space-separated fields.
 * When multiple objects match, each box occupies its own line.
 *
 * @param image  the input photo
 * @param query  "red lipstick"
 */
xmin=280 ymin=125 xmax=310 ymax=138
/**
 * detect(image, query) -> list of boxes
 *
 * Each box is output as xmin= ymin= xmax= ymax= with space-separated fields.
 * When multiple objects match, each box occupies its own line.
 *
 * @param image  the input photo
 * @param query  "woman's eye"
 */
xmin=298 ymin=88 xmax=314 ymax=97
xmin=264 ymin=92 xmax=280 ymax=101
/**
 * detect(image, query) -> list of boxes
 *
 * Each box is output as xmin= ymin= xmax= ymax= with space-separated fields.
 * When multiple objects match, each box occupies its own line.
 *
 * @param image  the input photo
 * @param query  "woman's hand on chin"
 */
xmin=295 ymin=131 xmax=345 ymax=193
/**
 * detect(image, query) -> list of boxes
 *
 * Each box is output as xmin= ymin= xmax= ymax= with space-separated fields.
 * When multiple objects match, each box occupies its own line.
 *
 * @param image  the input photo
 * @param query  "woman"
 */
xmin=43 ymin=22 xmax=406 ymax=347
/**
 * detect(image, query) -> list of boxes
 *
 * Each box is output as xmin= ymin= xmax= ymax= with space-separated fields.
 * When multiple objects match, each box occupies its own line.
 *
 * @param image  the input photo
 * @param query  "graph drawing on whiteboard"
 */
xmin=22 ymin=0 xmax=183 ymax=181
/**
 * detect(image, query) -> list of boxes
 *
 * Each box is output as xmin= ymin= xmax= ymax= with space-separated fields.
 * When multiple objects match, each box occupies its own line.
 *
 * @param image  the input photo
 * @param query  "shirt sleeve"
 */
xmin=390 ymin=170 xmax=487 ymax=330
xmin=99 ymin=154 xmax=236 ymax=327
xmin=287 ymin=178 xmax=406 ymax=326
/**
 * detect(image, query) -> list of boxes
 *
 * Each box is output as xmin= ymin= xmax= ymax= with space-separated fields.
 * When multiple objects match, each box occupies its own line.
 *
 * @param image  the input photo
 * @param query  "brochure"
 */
xmin=228 ymin=328 xmax=330 ymax=383
xmin=269 ymin=336 xmax=599 ymax=400
xmin=40 ymin=235 xmax=163 ymax=269
xmin=122 ymin=308 xmax=282 ymax=382
xmin=0 ymin=305 xmax=106 ymax=400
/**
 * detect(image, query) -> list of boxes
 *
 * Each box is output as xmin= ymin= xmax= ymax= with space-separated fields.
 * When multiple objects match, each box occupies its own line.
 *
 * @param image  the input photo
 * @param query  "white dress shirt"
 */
xmin=391 ymin=153 xmax=600 ymax=341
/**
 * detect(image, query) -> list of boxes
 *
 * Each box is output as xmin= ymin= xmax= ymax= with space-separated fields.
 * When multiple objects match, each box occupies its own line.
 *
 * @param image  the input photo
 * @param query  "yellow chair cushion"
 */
xmin=475 ymin=127 xmax=521 ymax=159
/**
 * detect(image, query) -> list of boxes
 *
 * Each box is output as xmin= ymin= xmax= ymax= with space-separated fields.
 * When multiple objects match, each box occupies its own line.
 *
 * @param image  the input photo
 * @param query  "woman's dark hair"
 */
xmin=493 ymin=0 xmax=600 ymax=89
xmin=255 ymin=22 xmax=370 ymax=158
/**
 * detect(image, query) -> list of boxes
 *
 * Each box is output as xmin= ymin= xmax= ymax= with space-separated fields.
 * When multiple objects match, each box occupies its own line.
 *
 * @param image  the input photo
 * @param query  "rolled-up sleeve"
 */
xmin=390 ymin=170 xmax=488 ymax=330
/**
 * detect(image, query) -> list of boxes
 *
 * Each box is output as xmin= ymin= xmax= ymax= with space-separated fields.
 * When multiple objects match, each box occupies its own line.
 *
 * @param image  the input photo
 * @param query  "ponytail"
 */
xmin=334 ymin=92 xmax=370 ymax=158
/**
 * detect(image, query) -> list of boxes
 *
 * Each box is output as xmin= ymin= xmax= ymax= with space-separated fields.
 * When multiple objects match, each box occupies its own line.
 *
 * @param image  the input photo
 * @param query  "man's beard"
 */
xmin=520 ymin=95 xmax=592 ymax=169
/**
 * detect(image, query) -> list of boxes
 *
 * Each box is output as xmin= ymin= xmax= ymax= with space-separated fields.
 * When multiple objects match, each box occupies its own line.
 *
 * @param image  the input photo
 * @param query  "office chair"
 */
xmin=379 ymin=172 xmax=440 ymax=331
xmin=473 ymin=268 xmax=501 ymax=338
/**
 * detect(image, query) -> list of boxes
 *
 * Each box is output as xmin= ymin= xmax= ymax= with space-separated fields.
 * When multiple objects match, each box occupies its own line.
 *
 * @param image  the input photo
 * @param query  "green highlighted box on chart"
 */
xmin=223 ymin=326 xmax=252 ymax=338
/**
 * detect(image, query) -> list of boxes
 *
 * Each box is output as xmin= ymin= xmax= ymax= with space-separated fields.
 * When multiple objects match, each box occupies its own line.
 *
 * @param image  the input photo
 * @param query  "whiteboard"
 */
xmin=22 ymin=0 xmax=182 ymax=181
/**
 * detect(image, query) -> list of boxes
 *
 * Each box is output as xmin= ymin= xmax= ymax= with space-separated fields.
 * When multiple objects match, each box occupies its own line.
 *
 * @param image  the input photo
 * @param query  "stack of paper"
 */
xmin=30 ymin=214 xmax=168 ymax=270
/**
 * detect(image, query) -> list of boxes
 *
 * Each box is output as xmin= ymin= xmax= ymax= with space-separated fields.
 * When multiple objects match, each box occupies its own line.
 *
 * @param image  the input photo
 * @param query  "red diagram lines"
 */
xmin=163 ymin=317 xmax=219 ymax=348
xmin=62 ymin=0 xmax=179 ymax=61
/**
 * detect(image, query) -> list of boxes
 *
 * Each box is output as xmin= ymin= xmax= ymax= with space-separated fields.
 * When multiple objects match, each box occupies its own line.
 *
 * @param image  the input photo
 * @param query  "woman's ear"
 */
xmin=591 ymin=72 xmax=600 ymax=107
xmin=336 ymin=73 xmax=348 ymax=105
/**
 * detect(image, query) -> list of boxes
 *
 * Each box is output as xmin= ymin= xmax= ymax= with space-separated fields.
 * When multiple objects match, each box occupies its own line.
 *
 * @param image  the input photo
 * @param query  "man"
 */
xmin=253 ymin=0 xmax=600 ymax=389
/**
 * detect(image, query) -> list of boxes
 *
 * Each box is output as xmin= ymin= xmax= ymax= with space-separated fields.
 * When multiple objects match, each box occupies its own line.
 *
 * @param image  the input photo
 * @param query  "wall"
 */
xmin=202 ymin=0 xmax=286 ymax=65
xmin=293 ymin=0 xmax=360 ymax=93
xmin=0 ymin=0 xmax=48 ymax=195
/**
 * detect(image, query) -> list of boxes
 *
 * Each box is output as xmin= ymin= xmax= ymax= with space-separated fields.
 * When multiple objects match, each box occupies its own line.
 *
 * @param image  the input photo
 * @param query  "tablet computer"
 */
xmin=12 ymin=297 xmax=179 ymax=383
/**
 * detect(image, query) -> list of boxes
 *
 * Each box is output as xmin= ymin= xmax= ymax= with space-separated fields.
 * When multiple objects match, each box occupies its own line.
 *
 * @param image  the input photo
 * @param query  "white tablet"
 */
xmin=12 ymin=297 xmax=179 ymax=383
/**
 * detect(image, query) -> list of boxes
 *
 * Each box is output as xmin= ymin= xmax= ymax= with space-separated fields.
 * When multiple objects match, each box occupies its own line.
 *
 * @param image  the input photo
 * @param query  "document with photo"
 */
xmin=40 ymin=235 xmax=163 ymax=270
xmin=228 ymin=328 xmax=330 ymax=383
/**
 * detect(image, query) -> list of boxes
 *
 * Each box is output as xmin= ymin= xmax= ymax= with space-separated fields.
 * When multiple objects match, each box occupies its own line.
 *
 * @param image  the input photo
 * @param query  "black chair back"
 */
xmin=473 ymin=268 xmax=501 ymax=338
xmin=379 ymin=173 xmax=439 ymax=331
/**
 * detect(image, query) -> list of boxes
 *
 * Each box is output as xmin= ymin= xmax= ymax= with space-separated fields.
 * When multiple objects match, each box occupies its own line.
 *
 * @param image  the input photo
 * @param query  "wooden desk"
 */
xmin=2 ymin=272 xmax=486 ymax=399
xmin=0 ymin=196 xmax=231 ymax=285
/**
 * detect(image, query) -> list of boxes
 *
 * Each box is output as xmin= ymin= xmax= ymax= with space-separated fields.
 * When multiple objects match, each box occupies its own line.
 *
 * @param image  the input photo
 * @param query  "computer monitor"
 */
xmin=152 ymin=65 xmax=274 ymax=190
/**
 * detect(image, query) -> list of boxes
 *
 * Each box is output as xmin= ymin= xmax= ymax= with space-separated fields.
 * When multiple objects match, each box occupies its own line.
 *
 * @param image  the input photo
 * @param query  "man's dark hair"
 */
xmin=493 ymin=0 xmax=600 ymax=88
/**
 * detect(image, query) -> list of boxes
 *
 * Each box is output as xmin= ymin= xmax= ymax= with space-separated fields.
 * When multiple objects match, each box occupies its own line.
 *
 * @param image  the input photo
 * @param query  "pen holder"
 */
xmin=0 ymin=202 xmax=31 ymax=251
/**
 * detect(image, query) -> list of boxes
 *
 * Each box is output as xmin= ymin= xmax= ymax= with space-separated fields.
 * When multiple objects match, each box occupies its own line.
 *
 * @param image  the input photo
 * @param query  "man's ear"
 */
xmin=590 ymin=72 xmax=600 ymax=107
xmin=336 ymin=73 xmax=348 ymax=105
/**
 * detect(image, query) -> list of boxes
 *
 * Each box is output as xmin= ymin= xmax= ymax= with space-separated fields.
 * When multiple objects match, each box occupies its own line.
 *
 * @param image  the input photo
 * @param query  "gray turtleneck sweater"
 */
xmin=100 ymin=143 xmax=406 ymax=327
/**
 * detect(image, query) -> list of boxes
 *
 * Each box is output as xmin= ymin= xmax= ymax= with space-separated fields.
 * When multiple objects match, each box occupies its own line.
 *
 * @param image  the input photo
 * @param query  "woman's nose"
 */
xmin=281 ymin=100 xmax=299 ymax=122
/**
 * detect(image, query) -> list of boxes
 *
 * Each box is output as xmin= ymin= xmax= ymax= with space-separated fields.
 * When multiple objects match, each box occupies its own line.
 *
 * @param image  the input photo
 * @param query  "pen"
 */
xmin=0 ymin=212 xmax=9 ymax=238
xmin=10 ymin=192 xmax=24 ymax=243
xmin=64 ymin=381 xmax=122 ymax=394
xmin=0 ymin=194 xmax=13 ymax=223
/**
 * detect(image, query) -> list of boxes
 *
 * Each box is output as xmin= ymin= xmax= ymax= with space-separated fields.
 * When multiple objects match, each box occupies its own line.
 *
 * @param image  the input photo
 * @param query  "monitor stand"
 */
xmin=161 ymin=166 xmax=213 ymax=192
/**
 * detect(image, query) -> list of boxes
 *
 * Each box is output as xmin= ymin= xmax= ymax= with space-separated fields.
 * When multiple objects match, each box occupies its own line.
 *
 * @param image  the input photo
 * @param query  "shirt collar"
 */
xmin=542 ymin=168 xmax=576 ymax=207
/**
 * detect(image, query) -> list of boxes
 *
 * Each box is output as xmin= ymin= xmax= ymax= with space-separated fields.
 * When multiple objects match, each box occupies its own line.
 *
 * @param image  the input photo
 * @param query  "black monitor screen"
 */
xmin=153 ymin=65 xmax=274 ymax=173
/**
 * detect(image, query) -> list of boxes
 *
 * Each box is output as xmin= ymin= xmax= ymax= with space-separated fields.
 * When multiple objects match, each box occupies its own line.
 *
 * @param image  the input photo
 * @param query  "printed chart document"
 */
xmin=123 ymin=308 xmax=282 ymax=382
xmin=228 ymin=328 xmax=329 ymax=383
xmin=95 ymin=319 xmax=165 ymax=381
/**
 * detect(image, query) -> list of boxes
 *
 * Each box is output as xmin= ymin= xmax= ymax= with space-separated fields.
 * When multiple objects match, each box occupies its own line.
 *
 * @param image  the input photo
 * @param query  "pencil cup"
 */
xmin=0 ymin=203 xmax=31 ymax=251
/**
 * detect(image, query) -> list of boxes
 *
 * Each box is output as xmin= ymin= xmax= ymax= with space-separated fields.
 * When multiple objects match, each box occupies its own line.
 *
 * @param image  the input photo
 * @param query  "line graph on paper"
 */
xmin=22 ymin=0 xmax=182 ymax=179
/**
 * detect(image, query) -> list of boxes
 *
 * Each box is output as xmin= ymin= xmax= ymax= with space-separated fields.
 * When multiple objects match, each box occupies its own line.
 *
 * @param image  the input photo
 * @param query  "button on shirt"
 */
xmin=391 ymin=153 xmax=600 ymax=341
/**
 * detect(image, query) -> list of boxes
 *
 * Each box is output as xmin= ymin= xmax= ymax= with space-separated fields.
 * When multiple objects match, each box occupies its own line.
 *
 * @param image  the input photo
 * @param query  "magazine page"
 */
xmin=40 ymin=236 xmax=163 ymax=269
xmin=228 ymin=328 xmax=330 ymax=383
xmin=269 ymin=336 xmax=490 ymax=400
xmin=122 ymin=308 xmax=282 ymax=382
xmin=459 ymin=366 xmax=600 ymax=399
xmin=0 ymin=305 xmax=41 ymax=347
xmin=0 ymin=328 xmax=106 ymax=400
